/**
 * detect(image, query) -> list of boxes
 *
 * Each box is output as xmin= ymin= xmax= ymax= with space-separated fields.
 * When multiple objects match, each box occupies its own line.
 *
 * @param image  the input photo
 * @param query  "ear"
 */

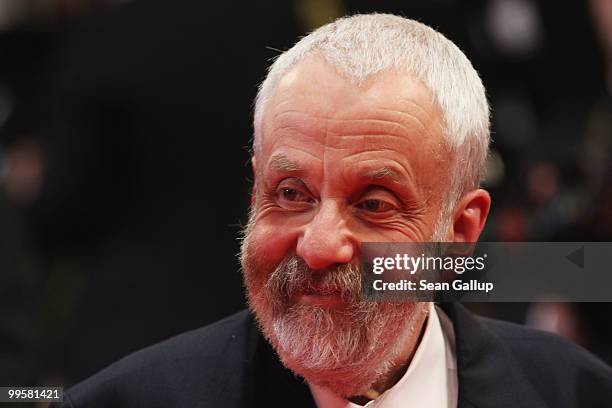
xmin=450 ymin=189 xmax=491 ymax=243
xmin=250 ymin=157 xmax=257 ymax=207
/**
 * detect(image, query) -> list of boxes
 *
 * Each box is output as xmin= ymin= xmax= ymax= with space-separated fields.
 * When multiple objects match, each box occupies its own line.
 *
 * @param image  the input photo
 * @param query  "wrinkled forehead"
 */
xmin=258 ymin=57 xmax=448 ymax=167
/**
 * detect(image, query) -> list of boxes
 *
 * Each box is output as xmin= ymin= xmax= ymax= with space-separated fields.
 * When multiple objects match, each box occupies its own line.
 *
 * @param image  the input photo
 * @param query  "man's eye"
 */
xmin=277 ymin=187 xmax=312 ymax=204
xmin=357 ymin=199 xmax=395 ymax=213
xmin=279 ymin=187 xmax=308 ymax=201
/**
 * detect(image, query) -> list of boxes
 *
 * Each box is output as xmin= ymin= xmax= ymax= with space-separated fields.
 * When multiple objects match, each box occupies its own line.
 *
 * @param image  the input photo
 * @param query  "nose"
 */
xmin=296 ymin=199 xmax=356 ymax=270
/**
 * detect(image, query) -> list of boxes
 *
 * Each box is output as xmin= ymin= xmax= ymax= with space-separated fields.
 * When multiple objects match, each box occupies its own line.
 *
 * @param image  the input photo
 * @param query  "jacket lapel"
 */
xmin=440 ymin=303 xmax=549 ymax=408
xmin=243 ymin=315 xmax=316 ymax=408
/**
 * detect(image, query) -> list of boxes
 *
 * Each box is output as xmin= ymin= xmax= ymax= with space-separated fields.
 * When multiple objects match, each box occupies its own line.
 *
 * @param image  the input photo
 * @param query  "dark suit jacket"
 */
xmin=52 ymin=303 xmax=612 ymax=407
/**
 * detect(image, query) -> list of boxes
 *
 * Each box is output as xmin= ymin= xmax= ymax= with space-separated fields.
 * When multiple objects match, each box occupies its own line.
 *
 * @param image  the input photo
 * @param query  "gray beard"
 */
xmin=242 ymin=253 xmax=426 ymax=396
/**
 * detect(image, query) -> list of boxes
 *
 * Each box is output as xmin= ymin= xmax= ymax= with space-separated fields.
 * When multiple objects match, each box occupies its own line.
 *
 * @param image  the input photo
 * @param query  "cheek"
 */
xmin=243 ymin=218 xmax=299 ymax=282
xmin=359 ymin=226 xmax=430 ymax=243
xmin=349 ymin=214 xmax=436 ymax=243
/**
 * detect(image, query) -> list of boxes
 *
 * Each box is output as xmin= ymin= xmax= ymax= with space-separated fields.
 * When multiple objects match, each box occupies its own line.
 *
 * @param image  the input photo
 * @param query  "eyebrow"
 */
xmin=268 ymin=154 xmax=301 ymax=172
xmin=364 ymin=166 xmax=404 ymax=184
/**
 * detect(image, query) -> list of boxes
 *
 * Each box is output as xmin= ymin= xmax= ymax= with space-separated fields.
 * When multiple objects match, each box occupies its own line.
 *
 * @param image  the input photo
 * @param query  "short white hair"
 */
xmin=253 ymin=13 xmax=490 ymax=217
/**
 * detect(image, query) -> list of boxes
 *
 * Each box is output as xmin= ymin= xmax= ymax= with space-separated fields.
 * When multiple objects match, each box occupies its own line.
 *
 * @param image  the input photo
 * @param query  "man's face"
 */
xmin=241 ymin=56 xmax=451 ymax=395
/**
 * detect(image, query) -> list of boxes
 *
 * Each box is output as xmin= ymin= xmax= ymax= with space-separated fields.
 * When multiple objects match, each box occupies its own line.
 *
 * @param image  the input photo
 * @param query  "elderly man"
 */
xmin=54 ymin=14 xmax=612 ymax=408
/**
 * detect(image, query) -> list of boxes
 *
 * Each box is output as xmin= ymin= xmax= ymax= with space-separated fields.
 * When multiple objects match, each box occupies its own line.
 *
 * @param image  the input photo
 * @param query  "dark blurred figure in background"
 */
xmin=0 ymin=2 xmax=71 ymax=386
xmin=0 ymin=0 xmax=611 ymax=388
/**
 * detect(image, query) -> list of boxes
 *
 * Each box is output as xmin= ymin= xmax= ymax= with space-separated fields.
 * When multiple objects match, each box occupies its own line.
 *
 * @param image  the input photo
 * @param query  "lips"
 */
xmin=296 ymin=292 xmax=345 ymax=308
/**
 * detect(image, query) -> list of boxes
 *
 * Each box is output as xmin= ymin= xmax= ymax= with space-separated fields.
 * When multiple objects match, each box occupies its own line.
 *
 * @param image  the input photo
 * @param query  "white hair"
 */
xmin=253 ymin=13 xmax=490 ymax=222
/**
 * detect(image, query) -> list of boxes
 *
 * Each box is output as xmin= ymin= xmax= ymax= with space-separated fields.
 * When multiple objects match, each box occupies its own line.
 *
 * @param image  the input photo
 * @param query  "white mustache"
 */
xmin=265 ymin=257 xmax=362 ymax=305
